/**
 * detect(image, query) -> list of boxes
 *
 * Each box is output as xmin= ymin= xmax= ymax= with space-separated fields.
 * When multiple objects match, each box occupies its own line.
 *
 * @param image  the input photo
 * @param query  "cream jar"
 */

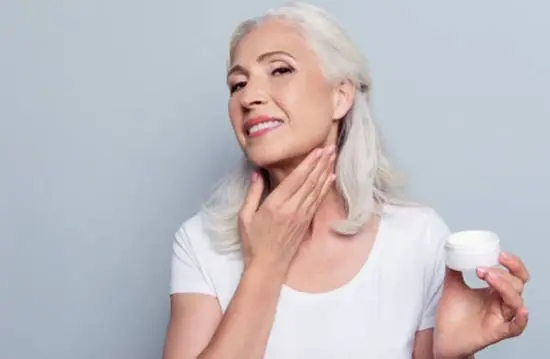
xmin=444 ymin=230 xmax=501 ymax=271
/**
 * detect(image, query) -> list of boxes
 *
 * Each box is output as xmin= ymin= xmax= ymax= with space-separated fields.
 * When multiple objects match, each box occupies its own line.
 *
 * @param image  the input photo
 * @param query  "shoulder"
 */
xmin=175 ymin=212 xmax=241 ymax=261
xmin=383 ymin=204 xmax=450 ymax=238
xmin=380 ymin=204 xmax=451 ymax=260
xmin=171 ymin=212 xmax=244 ymax=304
xmin=378 ymin=205 xmax=451 ymax=303
xmin=175 ymin=212 xmax=208 ymax=250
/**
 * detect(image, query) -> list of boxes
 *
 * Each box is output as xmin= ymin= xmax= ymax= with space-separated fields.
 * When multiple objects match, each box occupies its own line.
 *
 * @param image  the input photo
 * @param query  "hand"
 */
xmin=238 ymin=145 xmax=336 ymax=274
xmin=434 ymin=252 xmax=530 ymax=357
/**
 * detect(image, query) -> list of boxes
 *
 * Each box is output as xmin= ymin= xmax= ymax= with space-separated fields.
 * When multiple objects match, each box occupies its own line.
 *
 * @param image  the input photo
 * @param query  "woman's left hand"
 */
xmin=434 ymin=252 xmax=530 ymax=358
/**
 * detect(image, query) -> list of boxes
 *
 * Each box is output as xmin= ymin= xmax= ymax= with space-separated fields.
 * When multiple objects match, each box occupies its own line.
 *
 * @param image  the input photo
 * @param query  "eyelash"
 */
xmin=272 ymin=66 xmax=294 ymax=76
xmin=230 ymin=66 xmax=295 ymax=94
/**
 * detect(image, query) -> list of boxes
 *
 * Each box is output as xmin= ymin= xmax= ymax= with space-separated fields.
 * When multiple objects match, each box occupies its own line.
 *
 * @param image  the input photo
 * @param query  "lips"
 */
xmin=244 ymin=116 xmax=284 ymax=137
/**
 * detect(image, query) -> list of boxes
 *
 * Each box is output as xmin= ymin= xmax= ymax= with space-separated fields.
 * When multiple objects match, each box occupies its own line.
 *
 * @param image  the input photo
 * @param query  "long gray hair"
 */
xmin=201 ymin=2 xmax=407 ymax=252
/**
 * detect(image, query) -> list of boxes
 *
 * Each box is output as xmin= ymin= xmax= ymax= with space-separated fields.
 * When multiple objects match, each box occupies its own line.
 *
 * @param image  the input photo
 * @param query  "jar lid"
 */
xmin=445 ymin=230 xmax=500 ymax=251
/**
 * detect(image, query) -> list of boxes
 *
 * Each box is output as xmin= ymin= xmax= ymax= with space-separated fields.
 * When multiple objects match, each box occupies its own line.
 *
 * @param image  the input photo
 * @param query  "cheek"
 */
xmin=286 ymin=86 xmax=336 ymax=147
xmin=283 ymin=87 xmax=334 ymax=128
xmin=227 ymin=98 xmax=247 ymax=145
xmin=228 ymin=99 xmax=242 ymax=130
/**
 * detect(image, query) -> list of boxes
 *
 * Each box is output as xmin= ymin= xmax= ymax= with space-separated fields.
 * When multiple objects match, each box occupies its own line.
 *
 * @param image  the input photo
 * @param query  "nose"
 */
xmin=240 ymin=80 xmax=268 ymax=109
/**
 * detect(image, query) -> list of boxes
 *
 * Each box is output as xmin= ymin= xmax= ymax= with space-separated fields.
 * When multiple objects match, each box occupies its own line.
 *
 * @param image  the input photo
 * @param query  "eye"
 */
xmin=230 ymin=81 xmax=246 ymax=94
xmin=272 ymin=66 xmax=294 ymax=76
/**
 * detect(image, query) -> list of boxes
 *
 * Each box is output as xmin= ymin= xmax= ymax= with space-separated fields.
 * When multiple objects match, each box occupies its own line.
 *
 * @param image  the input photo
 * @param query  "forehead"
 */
xmin=230 ymin=19 xmax=313 ymax=65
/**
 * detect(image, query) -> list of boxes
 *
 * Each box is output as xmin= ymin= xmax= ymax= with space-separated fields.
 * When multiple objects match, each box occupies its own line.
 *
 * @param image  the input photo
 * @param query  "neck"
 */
xmin=265 ymin=162 xmax=346 ymax=232
xmin=310 ymin=185 xmax=347 ymax=232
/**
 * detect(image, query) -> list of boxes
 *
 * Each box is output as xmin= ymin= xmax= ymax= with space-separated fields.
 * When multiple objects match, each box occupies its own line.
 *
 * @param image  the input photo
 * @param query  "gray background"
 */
xmin=1 ymin=0 xmax=548 ymax=358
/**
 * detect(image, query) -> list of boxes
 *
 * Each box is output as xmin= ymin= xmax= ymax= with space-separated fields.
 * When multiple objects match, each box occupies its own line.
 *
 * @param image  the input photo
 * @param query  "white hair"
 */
xmin=201 ymin=1 xmax=409 ymax=252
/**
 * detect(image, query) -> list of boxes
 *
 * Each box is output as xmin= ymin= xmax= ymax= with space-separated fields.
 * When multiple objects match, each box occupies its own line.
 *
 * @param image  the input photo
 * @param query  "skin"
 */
xmin=162 ymin=19 xmax=530 ymax=359
xmin=226 ymin=20 xmax=352 ymax=184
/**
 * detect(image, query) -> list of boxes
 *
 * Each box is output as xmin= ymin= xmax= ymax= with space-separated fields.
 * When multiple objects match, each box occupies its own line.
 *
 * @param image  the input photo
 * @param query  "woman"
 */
xmin=163 ymin=3 xmax=530 ymax=358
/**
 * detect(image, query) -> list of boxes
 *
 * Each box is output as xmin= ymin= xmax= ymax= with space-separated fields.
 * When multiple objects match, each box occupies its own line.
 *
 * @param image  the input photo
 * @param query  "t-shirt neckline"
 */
xmin=281 ymin=206 xmax=389 ymax=300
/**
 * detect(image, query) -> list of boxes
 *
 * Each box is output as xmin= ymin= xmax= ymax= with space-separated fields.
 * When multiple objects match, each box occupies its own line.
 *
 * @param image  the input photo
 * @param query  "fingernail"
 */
xmin=251 ymin=172 xmax=258 ymax=181
xmin=477 ymin=267 xmax=488 ymax=276
xmin=325 ymin=145 xmax=335 ymax=154
xmin=500 ymin=252 xmax=510 ymax=260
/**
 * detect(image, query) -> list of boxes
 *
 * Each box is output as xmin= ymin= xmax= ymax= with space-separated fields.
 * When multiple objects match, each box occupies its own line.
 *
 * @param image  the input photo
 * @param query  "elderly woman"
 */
xmin=163 ymin=2 xmax=530 ymax=359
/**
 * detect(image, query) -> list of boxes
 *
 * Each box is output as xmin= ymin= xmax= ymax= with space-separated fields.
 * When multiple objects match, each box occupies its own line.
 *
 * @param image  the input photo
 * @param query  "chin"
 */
xmin=245 ymin=148 xmax=288 ymax=168
xmin=244 ymin=142 xmax=311 ymax=170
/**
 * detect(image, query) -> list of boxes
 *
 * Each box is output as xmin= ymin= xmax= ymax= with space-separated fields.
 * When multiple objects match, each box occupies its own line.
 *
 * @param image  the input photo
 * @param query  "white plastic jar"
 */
xmin=444 ymin=230 xmax=501 ymax=271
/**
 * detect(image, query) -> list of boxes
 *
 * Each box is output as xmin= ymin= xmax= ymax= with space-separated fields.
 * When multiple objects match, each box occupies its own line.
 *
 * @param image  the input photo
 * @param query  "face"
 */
xmin=227 ymin=19 xmax=354 ymax=172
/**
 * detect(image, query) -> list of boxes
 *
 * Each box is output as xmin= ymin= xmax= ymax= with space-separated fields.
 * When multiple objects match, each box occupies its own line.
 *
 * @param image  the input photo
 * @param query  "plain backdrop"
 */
xmin=1 ymin=0 xmax=548 ymax=358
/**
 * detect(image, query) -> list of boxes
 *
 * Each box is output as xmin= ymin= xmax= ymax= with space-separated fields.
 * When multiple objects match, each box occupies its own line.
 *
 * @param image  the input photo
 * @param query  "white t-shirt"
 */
xmin=170 ymin=204 xmax=451 ymax=359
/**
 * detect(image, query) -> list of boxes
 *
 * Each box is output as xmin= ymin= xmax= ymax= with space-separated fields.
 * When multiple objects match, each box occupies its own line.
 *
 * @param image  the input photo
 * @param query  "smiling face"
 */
xmin=227 ymin=19 xmax=354 ymax=172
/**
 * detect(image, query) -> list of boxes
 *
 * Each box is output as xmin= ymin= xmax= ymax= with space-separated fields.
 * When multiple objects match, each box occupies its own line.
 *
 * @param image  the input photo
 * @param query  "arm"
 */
xmin=162 ymin=294 xmax=221 ymax=359
xmin=162 ymin=262 xmax=284 ymax=359
xmin=413 ymin=329 xmax=475 ymax=359
xmin=197 ymin=262 xmax=285 ymax=359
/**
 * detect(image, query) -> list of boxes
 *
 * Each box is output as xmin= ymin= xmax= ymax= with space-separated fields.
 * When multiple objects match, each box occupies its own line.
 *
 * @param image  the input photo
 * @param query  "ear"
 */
xmin=331 ymin=79 xmax=356 ymax=121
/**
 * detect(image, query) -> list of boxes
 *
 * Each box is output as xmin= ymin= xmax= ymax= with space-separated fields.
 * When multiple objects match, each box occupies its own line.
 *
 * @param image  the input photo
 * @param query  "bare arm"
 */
xmin=162 ymin=262 xmax=284 ymax=359
xmin=413 ymin=329 xmax=475 ymax=359
xmin=162 ymin=294 xmax=221 ymax=359
xmin=198 ymin=263 xmax=285 ymax=359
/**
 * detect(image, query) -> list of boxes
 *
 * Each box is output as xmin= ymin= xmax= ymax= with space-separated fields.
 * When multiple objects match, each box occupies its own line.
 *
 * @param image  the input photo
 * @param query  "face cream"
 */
xmin=444 ymin=230 xmax=501 ymax=271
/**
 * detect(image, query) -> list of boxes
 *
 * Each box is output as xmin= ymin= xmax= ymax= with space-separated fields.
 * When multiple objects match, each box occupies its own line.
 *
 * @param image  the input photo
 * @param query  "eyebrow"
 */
xmin=227 ymin=50 xmax=295 ymax=78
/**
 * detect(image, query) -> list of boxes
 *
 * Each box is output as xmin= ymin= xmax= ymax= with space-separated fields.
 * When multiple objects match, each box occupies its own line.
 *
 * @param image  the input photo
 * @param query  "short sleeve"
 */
xmin=169 ymin=224 xmax=216 ymax=296
xmin=418 ymin=211 xmax=451 ymax=331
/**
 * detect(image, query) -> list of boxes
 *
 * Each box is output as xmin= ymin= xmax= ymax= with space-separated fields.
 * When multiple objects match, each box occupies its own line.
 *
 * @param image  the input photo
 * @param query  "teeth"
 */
xmin=248 ymin=120 xmax=282 ymax=135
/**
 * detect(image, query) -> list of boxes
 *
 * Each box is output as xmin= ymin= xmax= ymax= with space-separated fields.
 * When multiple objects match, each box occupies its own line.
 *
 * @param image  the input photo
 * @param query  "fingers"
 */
xmin=239 ymin=171 xmax=265 ymax=224
xmin=477 ymin=267 xmax=524 ymax=293
xmin=272 ymin=147 xmax=325 ymax=201
xmin=479 ymin=267 xmax=524 ymax=309
xmin=305 ymin=171 xmax=336 ymax=217
xmin=499 ymin=252 xmax=530 ymax=284
xmin=478 ymin=261 xmax=530 ymax=338
xmin=288 ymin=146 xmax=335 ymax=210
xmin=507 ymin=307 xmax=529 ymax=337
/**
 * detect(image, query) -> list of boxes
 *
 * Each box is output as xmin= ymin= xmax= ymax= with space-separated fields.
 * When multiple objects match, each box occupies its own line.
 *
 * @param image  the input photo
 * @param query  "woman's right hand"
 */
xmin=238 ymin=145 xmax=336 ymax=275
